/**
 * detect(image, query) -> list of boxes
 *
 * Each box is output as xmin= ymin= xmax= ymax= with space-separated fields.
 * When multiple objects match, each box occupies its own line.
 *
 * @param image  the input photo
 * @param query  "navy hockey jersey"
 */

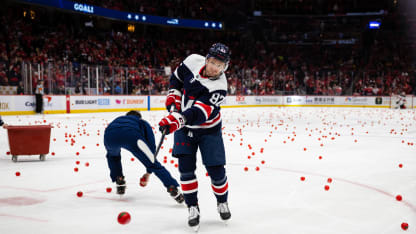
xmin=105 ymin=115 xmax=156 ymax=154
xmin=169 ymin=54 xmax=227 ymax=133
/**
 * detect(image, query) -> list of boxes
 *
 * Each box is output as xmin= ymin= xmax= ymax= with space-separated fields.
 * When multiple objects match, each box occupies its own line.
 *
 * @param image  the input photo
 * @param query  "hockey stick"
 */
xmin=154 ymin=106 xmax=176 ymax=159
xmin=154 ymin=128 xmax=167 ymax=159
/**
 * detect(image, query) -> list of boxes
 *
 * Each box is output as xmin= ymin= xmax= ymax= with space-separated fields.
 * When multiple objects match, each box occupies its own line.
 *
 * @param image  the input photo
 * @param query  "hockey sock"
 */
xmin=207 ymin=165 xmax=228 ymax=203
xmin=180 ymin=171 xmax=198 ymax=206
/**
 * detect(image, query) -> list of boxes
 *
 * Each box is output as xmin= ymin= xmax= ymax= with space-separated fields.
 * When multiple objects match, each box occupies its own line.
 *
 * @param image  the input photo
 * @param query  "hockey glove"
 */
xmin=139 ymin=173 xmax=150 ymax=187
xmin=165 ymin=89 xmax=182 ymax=112
xmin=159 ymin=112 xmax=186 ymax=135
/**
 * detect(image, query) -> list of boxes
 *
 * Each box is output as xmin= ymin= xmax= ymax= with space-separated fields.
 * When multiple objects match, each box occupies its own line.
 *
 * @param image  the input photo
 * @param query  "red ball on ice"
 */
xmin=106 ymin=187 xmax=112 ymax=193
xmin=300 ymin=176 xmax=305 ymax=181
xmin=324 ymin=185 xmax=330 ymax=191
xmin=401 ymin=222 xmax=408 ymax=230
xmin=15 ymin=172 xmax=21 ymax=176
xmin=396 ymin=195 xmax=403 ymax=201
xmin=117 ymin=212 xmax=131 ymax=225
xmin=77 ymin=191 xmax=83 ymax=197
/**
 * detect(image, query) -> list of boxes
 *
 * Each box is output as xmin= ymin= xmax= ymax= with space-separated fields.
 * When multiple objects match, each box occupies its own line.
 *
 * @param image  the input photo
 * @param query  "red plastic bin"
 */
xmin=5 ymin=125 xmax=53 ymax=162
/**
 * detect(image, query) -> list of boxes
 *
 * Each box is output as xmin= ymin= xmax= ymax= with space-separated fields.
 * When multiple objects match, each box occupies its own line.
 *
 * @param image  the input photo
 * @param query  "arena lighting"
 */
xmin=368 ymin=21 xmax=381 ymax=29
xmin=17 ymin=0 xmax=224 ymax=30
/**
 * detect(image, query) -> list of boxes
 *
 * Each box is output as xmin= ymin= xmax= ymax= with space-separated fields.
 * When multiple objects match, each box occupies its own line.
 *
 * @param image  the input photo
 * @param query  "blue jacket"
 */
xmin=105 ymin=115 xmax=156 ymax=153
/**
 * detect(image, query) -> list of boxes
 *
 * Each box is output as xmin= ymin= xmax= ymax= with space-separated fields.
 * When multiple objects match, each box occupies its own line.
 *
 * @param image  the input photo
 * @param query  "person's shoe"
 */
xmin=116 ymin=176 xmax=126 ymax=195
xmin=167 ymin=185 xmax=184 ymax=204
xmin=217 ymin=202 xmax=231 ymax=221
xmin=188 ymin=205 xmax=200 ymax=231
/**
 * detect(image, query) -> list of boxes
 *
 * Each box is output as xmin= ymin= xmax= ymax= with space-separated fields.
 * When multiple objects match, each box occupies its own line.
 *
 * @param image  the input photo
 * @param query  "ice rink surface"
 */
xmin=0 ymin=107 xmax=415 ymax=234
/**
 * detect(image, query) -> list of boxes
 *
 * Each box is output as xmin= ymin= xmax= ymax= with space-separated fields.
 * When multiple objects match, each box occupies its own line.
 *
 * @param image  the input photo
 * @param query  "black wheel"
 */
xmin=39 ymin=154 xmax=46 ymax=161
xmin=12 ymin=155 xmax=18 ymax=162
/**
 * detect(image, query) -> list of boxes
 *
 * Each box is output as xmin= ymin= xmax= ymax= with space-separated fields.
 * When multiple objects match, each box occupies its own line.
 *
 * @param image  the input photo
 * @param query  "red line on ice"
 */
xmin=229 ymin=163 xmax=416 ymax=214
xmin=0 ymin=213 xmax=48 ymax=222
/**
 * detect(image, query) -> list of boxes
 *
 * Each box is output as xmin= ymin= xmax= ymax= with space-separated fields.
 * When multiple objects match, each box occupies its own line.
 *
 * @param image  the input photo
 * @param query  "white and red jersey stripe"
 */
xmin=181 ymin=179 xmax=198 ymax=194
xmin=193 ymin=101 xmax=214 ymax=120
xmin=186 ymin=112 xmax=222 ymax=129
xmin=211 ymin=179 xmax=228 ymax=196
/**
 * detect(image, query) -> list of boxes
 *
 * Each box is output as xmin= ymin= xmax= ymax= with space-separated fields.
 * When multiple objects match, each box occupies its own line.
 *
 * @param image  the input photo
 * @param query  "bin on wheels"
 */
xmin=5 ymin=125 xmax=53 ymax=162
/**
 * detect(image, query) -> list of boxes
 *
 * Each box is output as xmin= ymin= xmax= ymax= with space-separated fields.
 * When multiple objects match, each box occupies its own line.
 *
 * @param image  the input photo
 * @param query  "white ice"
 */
xmin=0 ymin=107 xmax=415 ymax=234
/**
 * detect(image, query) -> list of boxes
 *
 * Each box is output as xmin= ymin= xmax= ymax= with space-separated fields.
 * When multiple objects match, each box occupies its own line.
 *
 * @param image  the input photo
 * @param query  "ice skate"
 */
xmin=217 ymin=202 xmax=231 ymax=222
xmin=116 ymin=176 xmax=126 ymax=195
xmin=188 ymin=205 xmax=200 ymax=231
xmin=167 ymin=185 xmax=184 ymax=204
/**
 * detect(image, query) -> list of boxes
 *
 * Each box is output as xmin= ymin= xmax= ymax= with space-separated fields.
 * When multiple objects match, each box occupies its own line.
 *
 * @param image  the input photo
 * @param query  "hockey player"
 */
xmin=104 ymin=110 xmax=184 ymax=204
xmin=158 ymin=43 xmax=231 ymax=230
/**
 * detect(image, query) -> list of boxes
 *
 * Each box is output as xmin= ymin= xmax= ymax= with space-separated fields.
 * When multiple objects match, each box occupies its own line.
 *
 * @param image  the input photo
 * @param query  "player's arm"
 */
xmin=182 ymin=90 xmax=226 ymax=126
xmin=165 ymin=62 xmax=190 ymax=112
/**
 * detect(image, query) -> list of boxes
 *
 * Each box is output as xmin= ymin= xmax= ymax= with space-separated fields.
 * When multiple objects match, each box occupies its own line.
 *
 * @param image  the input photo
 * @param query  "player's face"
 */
xmin=206 ymin=57 xmax=226 ymax=77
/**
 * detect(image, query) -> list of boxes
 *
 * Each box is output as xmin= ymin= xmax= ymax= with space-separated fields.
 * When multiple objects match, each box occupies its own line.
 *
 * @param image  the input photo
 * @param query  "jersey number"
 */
xmin=209 ymin=93 xmax=225 ymax=107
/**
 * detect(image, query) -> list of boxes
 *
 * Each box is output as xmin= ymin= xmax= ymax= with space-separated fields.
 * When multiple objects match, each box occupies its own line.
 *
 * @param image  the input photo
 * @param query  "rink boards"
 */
xmin=0 ymin=95 xmax=414 ymax=115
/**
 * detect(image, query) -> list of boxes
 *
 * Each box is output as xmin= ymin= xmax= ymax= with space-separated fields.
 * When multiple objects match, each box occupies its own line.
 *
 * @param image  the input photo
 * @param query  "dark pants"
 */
xmin=35 ymin=94 xmax=43 ymax=113
xmin=104 ymin=127 xmax=179 ymax=188
xmin=172 ymin=128 xmax=228 ymax=206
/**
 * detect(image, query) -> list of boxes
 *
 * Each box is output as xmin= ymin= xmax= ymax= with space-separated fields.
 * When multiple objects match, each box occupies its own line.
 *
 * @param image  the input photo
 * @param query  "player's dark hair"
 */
xmin=126 ymin=110 xmax=142 ymax=118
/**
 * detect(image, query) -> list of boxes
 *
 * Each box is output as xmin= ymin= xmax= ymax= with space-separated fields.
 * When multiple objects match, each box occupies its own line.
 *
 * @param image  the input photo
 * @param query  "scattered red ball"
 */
xmin=319 ymin=156 xmax=323 ymax=160
xmin=76 ymin=152 xmax=80 ymax=156
xmin=261 ymin=160 xmax=265 ymax=164
xmin=6 ymin=151 xmax=10 ymax=155
xmin=96 ymin=143 xmax=99 ymax=147
xmin=74 ymin=167 xmax=79 ymax=172
xmin=130 ymin=158 xmax=135 ymax=161
xmin=399 ymin=164 xmax=403 ymax=168
xmin=85 ymin=162 xmax=89 ymax=167
xmin=327 ymin=178 xmax=332 ymax=183
xmin=396 ymin=195 xmax=403 ymax=201
xmin=77 ymin=191 xmax=83 ymax=197
xmin=300 ymin=176 xmax=305 ymax=181
xmin=117 ymin=212 xmax=131 ymax=225
xmin=244 ymin=167 xmax=248 ymax=171
xmin=255 ymin=167 xmax=260 ymax=171
xmin=401 ymin=222 xmax=408 ymax=230
xmin=324 ymin=185 xmax=330 ymax=191
xmin=76 ymin=161 xmax=80 ymax=165
xmin=51 ymin=152 xmax=55 ymax=156
xmin=106 ymin=187 xmax=112 ymax=193
xmin=15 ymin=172 xmax=21 ymax=176
xmin=206 ymin=172 xmax=209 ymax=176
